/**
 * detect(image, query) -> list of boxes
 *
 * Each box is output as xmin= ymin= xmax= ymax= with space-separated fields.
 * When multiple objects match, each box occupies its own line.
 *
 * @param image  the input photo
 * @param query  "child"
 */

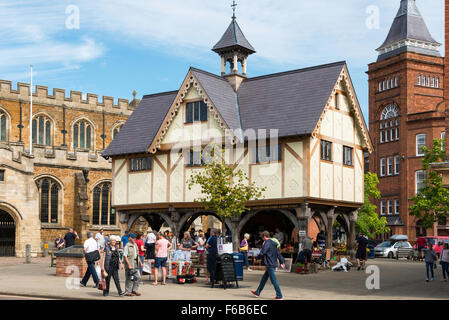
xmin=425 ymin=243 xmax=438 ymax=282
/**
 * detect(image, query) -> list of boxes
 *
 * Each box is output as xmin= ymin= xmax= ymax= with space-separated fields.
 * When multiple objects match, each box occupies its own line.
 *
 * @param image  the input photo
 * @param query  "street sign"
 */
xmin=298 ymin=230 xmax=306 ymax=237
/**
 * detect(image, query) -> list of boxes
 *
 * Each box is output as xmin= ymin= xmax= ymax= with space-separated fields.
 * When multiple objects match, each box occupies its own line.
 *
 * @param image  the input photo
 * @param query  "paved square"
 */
xmin=0 ymin=257 xmax=448 ymax=300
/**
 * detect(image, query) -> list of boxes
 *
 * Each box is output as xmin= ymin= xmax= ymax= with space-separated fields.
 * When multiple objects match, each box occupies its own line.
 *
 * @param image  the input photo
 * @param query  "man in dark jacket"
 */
xmin=251 ymin=231 xmax=285 ymax=300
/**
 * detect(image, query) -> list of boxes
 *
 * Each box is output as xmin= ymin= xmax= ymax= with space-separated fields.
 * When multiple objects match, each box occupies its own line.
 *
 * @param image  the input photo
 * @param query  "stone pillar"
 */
xmin=221 ymin=56 xmax=226 ymax=75
xmin=225 ymin=217 xmax=241 ymax=252
xmin=326 ymin=207 xmax=336 ymax=249
xmin=118 ymin=211 xmax=130 ymax=233
xmin=169 ymin=207 xmax=180 ymax=239
xmin=242 ymin=58 xmax=247 ymax=75
xmin=232 ymin=53 xmax=238 ymax=73
xmin=74 ymin=172 xmax=91 ymax=243
xmin=348 ymin=210 xmax=358 ymax=260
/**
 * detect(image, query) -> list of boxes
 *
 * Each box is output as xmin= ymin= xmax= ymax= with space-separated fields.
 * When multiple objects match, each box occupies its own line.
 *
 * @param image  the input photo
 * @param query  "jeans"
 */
xmin=105 ymin=268 xmax=122 ymax=295
xmin=81 ymin=261 xmax=99 ymax=286
xmin=138 ymin=255 xmax=145 ymax=277
xmin=426 ymin=262 xmax=435 ymax=279
xmin=242 ymin=251 xmax=250 ymax=268
xmin=125 ymin=268 xmax=141 ymax=293
xmin=441 ymin=261 xmax=449 ymax=279
xmin=256 ymin=267 xmax=283 ymax=298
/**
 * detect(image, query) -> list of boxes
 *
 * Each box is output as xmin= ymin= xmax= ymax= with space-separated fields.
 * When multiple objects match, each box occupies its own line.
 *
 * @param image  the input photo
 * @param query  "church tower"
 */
xmin=367 ymin=0 xmax=446 ymax=239
xmin=212 ymin=1 xmax=256 ymax=91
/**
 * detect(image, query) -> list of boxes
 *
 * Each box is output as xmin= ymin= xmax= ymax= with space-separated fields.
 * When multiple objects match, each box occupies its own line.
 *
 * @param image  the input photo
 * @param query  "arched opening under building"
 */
xmin=0 ymin=209 xmax=15 ymax=256
xmin=178 ymin=212 xmax=223 ymax=240
xmin=239 ymin=210 xmax=296 ymax=250
xmin=332 ymin=214 xmax=349 ymax=246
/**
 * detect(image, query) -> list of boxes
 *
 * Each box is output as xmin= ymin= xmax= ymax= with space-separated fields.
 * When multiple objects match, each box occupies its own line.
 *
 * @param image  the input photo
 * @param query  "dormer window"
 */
xmin=185 ymin=101 xmax=208 ymax=123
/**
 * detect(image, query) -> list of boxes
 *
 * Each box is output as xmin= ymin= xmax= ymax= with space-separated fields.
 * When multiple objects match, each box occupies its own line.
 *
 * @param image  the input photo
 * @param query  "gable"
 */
xmin=312 ymin=66 xmax=373 ymax=153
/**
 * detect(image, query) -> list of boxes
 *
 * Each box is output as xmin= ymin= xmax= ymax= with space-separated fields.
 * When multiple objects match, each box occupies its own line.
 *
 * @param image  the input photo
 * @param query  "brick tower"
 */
xmin=367 ymin=0 xmax=446 ymax=240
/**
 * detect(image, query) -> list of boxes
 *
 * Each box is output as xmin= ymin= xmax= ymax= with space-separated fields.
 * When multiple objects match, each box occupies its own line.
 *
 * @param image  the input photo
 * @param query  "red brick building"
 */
xmin=367 ymin=0 xmax=447 ymax=240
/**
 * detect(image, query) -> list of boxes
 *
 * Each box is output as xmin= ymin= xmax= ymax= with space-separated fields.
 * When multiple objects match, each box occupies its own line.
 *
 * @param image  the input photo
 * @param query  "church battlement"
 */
xmin=0 ymin=80 xmax=138 ymax=115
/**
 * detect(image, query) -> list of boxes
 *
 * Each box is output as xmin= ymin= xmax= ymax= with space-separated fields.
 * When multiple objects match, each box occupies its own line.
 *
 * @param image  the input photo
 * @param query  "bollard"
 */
xmin=43 ymin=242 xmax=49 ymax=257
xmin=25 ymin=244 xmax=31 ymax=263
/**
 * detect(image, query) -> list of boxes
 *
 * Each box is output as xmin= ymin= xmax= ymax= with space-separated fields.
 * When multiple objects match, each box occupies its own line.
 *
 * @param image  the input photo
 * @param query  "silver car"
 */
xmin=374 ymin=241 xmax=412 ymax=258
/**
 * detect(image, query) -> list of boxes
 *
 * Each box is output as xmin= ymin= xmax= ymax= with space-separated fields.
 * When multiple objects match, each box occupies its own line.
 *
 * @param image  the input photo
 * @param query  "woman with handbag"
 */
xmin=101 ymin=236 xmax=124 ymax=297
xmin=424 ymin=243 xmax=438 ymax=282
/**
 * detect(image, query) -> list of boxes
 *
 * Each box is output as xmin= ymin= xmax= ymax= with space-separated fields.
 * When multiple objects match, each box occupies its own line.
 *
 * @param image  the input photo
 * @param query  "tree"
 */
xmin=409 ymin=139 xmax=449 ymax=230
xmin=187 ymin=148 xmax=266 ymax=219
xmin=356 ymin=172 xmax=390 ymax=239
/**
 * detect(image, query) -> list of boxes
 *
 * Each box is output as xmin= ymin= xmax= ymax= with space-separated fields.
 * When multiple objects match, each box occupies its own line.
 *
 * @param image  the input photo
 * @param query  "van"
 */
xmin=416 ymin=236 xmax=449 ymax=257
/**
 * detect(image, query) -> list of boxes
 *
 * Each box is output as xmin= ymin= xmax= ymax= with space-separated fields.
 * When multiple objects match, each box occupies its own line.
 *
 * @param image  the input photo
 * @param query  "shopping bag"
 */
xmin=218 ymin=243 xmax=233 ymax=255
xmin=142 ymin=261 xmax=152 ymax=274
xmin=97 ymin=279 xmax=106 ymax=291
xmin=95 ymin=265 xmax=102 ymax=279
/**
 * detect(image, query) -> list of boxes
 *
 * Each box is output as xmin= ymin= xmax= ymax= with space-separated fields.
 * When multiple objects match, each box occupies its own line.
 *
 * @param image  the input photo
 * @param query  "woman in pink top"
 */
xmin=153 ymin=233 xmax=172 ymax=285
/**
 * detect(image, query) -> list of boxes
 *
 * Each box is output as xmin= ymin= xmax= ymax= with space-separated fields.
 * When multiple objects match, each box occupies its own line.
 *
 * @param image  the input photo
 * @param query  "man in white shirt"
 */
xmin=146 ymin=231 xmax=157 ymax=259
xmin=80 ymin=232 xmax=100 ymax=287
xmin=95 ymin=228 xmax=105 ymax=251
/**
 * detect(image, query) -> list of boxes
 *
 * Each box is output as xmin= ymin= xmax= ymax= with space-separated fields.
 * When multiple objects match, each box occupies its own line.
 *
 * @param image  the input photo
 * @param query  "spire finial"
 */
xmin=231 ymin=0 xmax=237 ymax=19
xmin=132 ymin=90 xmax=137 ymax=99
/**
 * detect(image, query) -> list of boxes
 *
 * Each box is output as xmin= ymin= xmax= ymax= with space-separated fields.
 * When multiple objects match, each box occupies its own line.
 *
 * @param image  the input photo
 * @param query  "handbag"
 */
xmin=97 ymin=279 xmax=106 ymax=291
xmin=85 ymin=250 xmax=101 ymax=263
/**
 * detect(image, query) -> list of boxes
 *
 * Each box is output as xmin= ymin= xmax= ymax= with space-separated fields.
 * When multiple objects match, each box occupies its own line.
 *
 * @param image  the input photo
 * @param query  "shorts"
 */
xmin=303 ymin=249 xmax=312 ymax=263
xmin=154 ymin=257 xmax=168 ymax=268
xmin=356 ymin=249 xmax=367 ymax=260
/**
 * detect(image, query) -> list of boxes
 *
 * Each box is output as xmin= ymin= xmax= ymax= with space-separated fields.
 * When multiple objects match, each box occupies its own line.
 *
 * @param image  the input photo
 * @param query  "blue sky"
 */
xmin=0 ymin=0 xmax=444 ymax=122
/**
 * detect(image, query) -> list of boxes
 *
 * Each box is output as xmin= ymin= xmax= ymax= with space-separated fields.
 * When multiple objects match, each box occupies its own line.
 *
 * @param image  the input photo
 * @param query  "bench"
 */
xmin=190 ymin=252 xmax=207 ymax=277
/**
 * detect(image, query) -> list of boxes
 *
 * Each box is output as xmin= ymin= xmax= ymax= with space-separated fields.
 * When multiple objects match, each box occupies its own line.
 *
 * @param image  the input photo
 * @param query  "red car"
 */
xmin=415 ymin=236 xmax=449 ymax=257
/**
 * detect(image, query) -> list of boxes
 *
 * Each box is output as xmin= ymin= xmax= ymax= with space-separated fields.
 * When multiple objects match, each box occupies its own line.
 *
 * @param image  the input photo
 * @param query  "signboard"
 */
xmin=44 ymin=243 xmax=49 ymax=250
xmin=298 ymin=230 xmax=306 ymax=237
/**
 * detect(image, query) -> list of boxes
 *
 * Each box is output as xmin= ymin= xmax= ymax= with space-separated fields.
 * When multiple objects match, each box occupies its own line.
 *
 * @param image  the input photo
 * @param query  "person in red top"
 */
xmin=135 ymin=232 xmax=146 ymax=283
xmin=416 ymin=237 xmax=427 ymax=261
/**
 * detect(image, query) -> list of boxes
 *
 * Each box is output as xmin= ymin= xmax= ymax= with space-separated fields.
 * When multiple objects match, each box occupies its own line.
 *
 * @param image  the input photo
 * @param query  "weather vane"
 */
xmin=231 ymin=0 xmax=237 ymax=19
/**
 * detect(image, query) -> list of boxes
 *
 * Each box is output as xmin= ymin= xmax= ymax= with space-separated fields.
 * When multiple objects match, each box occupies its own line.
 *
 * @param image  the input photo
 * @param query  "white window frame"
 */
xmin=387 ymin=200 xmax=393 ymax=215
xmin=395 ymin=199 xmax=400 ymax=215
xmin=417 ymin=75 xmax=421 ymax=85
xmin=436 ymin=77 xmax=439 ymax=88
xmin=380 ymin=130 xmax=384 ymax=144
xmin=416 ymin=134 xmax=426 ymax=156
xmin=387 ymin=157 xmax=393 ymax=176
xmin=380 ymin=200 xmax=386 ymax=215
xmin=442 ymin=131 xmax=446 ymax=151
xmin=380 ymin=158 xmax=386 ymax=177
xmin=415 ymin=170 xmax=426 ymax=195
xmin=394 ymin=155 xmax=399 ymax=175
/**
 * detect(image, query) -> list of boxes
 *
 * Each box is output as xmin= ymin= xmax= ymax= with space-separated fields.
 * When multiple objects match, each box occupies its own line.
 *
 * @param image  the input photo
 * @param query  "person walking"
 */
xmin=55 ymin=234 xmax=65 ymax=250
xmin=356 ymin=233 xmax=369 ymax=271
xmin=303 ymin=236 xmax=313 ymax=271
xmin=425 ymin=242 xmax=438 ymax=282
xmin=153 ymin=233 xmax=172 ymax=286
xmin=146 ymin=231 xmax=157 ymax=260
xmin=80 ymin=232 xmax=100 ymax=288
xmin=101 ymin=236 xmax=124 ymax=297
xmin=64 ymin=228 xmax=79 ymax=248
xmin=440 ymin=243 xmax=449 ymax=282
xmin=121 ymin=231 xmax=130 ymax=249
xmin=250 ymin=231 xmax=285 ymax=300
xmin=95 ymin=228 xmax=106 ymax=251
xmin=240 ymin=233 xmax=252 ymax=271
xmin=135 ymin=232 xmax=146 ymax=284
xmin=205 ymin=229 xmax=218 ymax=287
xmin=123 ymin=233 xmax=143 ymax=296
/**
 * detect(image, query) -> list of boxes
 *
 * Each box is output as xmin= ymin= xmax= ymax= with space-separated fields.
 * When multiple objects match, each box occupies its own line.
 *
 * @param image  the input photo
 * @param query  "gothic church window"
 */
xmin=36 ymin=177 xmax=60 ymax=224
xmin=73 ymin=120 xmax=93 ymax=150
xmin=92 ymin=182 xmax=115 ymax=226
xmin=32 ymin=115 xmax=52 ymax=146
xmin=0 ymin=112 xmax=6 ymax=141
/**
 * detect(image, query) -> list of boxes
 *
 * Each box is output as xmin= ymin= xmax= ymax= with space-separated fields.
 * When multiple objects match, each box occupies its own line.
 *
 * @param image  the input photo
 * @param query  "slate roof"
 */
xmin=102 ymin=91 xmax=177 ymax=157
xmin=103 ymin=61 xmax=349 ymax=158
xmin=377 ymin=0 xmax=440 ymax=61
xmin=212 ymin=18 xmax=256 ymax=54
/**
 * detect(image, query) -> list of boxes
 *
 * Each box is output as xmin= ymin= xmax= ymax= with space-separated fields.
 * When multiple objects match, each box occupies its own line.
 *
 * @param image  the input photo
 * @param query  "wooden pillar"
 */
xmin=348 ymin=210 xmax=358 ymax=260
xmin=326 ymin=207 xmax=336 ymax=249
xmin=298 ymin=203 xmax=311 ymax=249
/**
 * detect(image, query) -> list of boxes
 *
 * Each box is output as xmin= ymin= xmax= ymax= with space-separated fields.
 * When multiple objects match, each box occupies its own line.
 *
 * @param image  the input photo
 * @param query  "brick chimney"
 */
xmin=446 ymin=0 xmax=449 ymax=156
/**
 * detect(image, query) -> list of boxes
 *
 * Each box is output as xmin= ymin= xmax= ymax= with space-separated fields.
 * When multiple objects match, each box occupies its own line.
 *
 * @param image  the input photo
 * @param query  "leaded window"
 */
xmin=130 ymin=156 xmax=152 ymax=172
xmin=343 ymin=146 xmax=353 ymax=166
xmin=320 ymin=140 xmax=332 ymax=161
xmin=0 ymin=112 xmax=7 ymax=141
xmin=36 ymin=178 xmax=60 ymax=224
xmin=73 ymin=120 xmax=93 ymax=150
xmin=185 ymin=101 xmax=208 ymax=123
xmin=32 ymin=115 xmax=52 ymax=146
xmin=92 ymin=183 xmax=114 ymax=226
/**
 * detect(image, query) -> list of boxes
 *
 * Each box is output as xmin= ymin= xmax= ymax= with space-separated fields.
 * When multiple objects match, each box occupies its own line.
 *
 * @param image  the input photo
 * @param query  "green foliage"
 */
xmin=187 ymin=148 xmax=266 ymax=219
xmin=356 ymin=172 xmax=390 ymax=239
xmin=409 ymin=139 xmax=449 ymax=230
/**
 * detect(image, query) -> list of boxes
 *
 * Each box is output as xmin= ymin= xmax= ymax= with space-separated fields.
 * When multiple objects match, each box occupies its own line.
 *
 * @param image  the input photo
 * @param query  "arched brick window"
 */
xmin=380 ymin=104 xmax=399 ymax=144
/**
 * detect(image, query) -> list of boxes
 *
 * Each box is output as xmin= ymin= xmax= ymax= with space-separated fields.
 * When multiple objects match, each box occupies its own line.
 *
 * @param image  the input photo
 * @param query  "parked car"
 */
xmin=414 ymin=236 xmax=449 ymax=258
xmin=374 ymin=240 xmax=412 ymax=258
